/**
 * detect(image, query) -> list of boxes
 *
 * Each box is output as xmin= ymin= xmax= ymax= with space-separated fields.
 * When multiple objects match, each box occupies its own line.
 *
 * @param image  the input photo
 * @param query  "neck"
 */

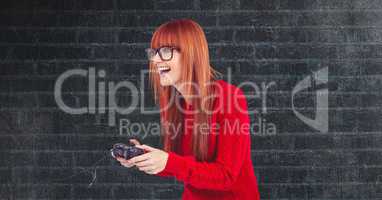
xmin=173 ymin=82 xmax=191 ymax=105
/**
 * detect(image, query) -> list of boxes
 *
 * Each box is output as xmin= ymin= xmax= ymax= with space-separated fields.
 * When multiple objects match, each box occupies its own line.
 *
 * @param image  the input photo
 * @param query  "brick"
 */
xmin=0 ymin=184 xmax=13 ymax=199
xmin=0 ymin=13 xmax=58 ymax=27
xmin=153 ymin=185 xmax=183 ymax=199
xmin=210 ymin=45 xmax=255 ymax=60
xmin=277 ymin=45 xmax=309 ymax=59
xmin=0 ymin=168 xmax=12 ymax=183
xmin=361 ymin=60 xmax=382 ymax=75
xmin=359 ymin=167 xmax=382 ymax=183
xmin=94 ymin=45 xmax=146 ymax=59
xmin=351 ymin=0 xmax=382 ymax=9
xmin=278 ymin=62 xmax=310 ymax=75
xmin=277 ymin=28 xmax=312 ymax=43
xmin=229 ymin=74 xmax=336 ymax=92
xmin=0 ymin=63 xmax=35 ymax=76
xmin=0 ymin=93 xmax=38 ymax=109
xmin=352 ymin=11 xmax=382 ymax=26
xmin=358 ymin=110 xmax=382 ymax=132
xmin=39 ymin=46 xmax=92 ymax=59
xmin=36 ymin=29 xmax=77 ymax=43
xmin=74 ymin=0 xmax=114 ymax=10
xmin=73 ymin=185 xmax=111 ymax=199
xmin=2 ymin=0 xmax=76 ymax=11
xmin=34 ymin=184 xmax=72 ymax=199
xmin=74 ymin=151 xmax=111 ymax=167
xmin=341 ymin=183 xmax=376 ymax=199
xmin=12 ymin=184 xmax=36 ymax=199
xmin=0 ymin=45 xmax=39 ymax=60
xmin=279 ymin=0 xmax=316 ymax=10
xmin=330 ymin=76 xmax=360 ymax=92
xmin=235 ymin=28 xmax=277 ymax=42
xmin=78 ymin=29 xmax=116 ymax=43
xmin=255 ymin=44 xmax=277 ymax=59
xmin=117 ymin=12 xmax=217 ymax=27
xmin=205 ymin=28 xmax=234 ymax=43
xmin=360 ymin=93 xmax=382 ymax=107
xmin=200 ymin=0 xmax=240 ymax=10
xmin=240 ymin=0 xmax=279 ymax=10
xmin=359 ymin=75 xmax=382 ymax=92
xmin=155 ymin=0 xmax=194 ymax=10
xmin=10 ymin=151 xmax=35 ymax=166
xmin=329 ymin=62 xmax=361 ymax=76
xmin=219 ymin=12 xmax=282 ymax=26
xmin=329 ymin=110 xmax=358 ymax=132
xmin=0 ymin=0 xmax=31 ymax=11
xmin=237 ymin=61 xmax=279 ymax=75
xmin=256 ymin=167 xmax=291 ymax=183
xmin=57 ymin=13 xmax=115 ymax=27
xmin=0 ymin=29 xmax=36 ymax=43
xmin=35 ymin=168 xmax=77 ymax=184
xmin=116 ymin=0 xmax=154 ymax=10
xmin=0 ymin=78 xmax=54 ymax=92
xmin=119 ymin=29 xmax=153 ymax=43
xmin=35 ymin=62 xmax=117 ymax=75
xmin=91 ymin=167 xmax=174 ymax=184
xmin=8 ymin=184 xmax=70 ymax=200
xmin=35 ymin=151 xmax=74 ymax=167
xmin=252 ymin=150 xmax=369 ymax=167
xmin=113 ymin=185 xmax=152 ymax=199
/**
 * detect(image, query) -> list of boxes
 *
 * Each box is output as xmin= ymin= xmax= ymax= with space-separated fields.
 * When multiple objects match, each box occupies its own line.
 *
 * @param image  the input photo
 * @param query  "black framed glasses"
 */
xmin=145 ymin=46 xmax=180 ymax=61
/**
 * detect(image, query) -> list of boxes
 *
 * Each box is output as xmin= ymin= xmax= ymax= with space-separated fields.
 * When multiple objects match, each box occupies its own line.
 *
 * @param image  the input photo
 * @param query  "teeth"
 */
xmin=157 ymin=66 xmax=171 ymax=72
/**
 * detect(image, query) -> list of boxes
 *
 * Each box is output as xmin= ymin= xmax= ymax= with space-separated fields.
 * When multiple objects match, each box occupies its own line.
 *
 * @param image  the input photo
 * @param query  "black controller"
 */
xmin=110 ymin=143 xmax=145 ymax=160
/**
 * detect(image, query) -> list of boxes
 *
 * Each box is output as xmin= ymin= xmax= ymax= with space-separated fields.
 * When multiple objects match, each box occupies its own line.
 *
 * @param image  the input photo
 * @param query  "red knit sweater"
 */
xmin=156 ymin=79 xmax=260 ymax=200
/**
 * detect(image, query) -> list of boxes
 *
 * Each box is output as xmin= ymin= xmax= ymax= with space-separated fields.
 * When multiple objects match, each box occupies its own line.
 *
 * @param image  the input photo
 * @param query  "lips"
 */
xmin=158 ymin=66 xmax=171 ymax=75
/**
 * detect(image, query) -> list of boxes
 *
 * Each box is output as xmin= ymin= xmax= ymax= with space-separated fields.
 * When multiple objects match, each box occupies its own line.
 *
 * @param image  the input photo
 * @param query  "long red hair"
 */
xmin=148 ymin=19 xmax=221 ymax=161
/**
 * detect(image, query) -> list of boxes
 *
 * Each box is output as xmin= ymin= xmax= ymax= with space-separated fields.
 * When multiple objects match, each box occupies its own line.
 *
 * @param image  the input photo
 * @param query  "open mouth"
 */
xmin=158 ymin=66 xmax=171 ymax=75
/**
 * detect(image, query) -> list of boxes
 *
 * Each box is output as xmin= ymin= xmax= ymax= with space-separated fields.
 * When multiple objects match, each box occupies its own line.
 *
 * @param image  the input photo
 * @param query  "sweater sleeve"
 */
xmin=156 ymin=168 xmax=171 ymax=177
xmin=156 ymin=87 xmax=251 ymax=191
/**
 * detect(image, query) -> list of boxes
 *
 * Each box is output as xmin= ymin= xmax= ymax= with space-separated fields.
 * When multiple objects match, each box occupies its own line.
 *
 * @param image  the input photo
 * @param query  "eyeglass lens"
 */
xmin=146 ymin=47 xmax=174 ymax=61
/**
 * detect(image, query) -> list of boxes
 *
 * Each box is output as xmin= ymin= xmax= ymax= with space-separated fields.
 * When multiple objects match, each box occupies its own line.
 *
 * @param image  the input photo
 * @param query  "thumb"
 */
xmin=129 ymin=139 xmax=141 ymax=146
xmin=135 ymin=144 xmax=157 ymax=152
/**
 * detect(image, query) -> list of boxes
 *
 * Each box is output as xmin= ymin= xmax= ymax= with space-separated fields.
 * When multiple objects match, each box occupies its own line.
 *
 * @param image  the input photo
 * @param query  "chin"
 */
xmin=159 ymin=75 xmax=176 ymax=86
xmin=159 ymin=80 xmax=172 ymax=86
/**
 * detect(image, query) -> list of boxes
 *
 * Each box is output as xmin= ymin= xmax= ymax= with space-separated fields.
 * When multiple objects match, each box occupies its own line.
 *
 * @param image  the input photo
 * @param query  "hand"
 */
xmin=129 ymin=144 xmax=169 ymax=175
xmin=115 ymin=139 xmax=141 ymax=168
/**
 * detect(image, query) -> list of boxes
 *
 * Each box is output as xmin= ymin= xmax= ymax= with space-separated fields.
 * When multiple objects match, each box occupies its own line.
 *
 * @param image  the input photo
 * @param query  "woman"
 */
xmin=115 ymin=19 xmax=260 ymax=200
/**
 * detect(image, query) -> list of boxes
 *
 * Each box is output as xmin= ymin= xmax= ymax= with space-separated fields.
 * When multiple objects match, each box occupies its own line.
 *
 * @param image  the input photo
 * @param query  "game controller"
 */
xmin=110 ymin=143 xmax=145 ymax=160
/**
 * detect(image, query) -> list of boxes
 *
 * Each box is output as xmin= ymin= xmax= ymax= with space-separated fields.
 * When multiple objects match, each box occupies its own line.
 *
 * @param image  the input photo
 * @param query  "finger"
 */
xmin=145 ymin=167 xmax=158 ymax=174
xmin=146 ymin=169 xmax=158 ymax=174
xmin=129 ymin=139 xmax=141 ymax=146
xmin=129 ymin=153 xmax=151 ymax=164
xmin=135 ymin=144 xmax=156 ymax=152
xmin=116 ymin=157 xmax=128 ymax=162
xmin=134 ymin=160 xmax=153 ymax=168
xmin=121 ymin=162 xmax=135 ymax=168
xmin=119 ymin=159 xmax=132 ymax=165
xmin=138 ymin=165 xmax=156 ymax=172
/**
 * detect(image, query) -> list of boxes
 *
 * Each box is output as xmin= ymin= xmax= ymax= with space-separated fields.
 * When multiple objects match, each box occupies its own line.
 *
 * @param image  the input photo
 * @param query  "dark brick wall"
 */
xmin=0 ymin=0 xmax=381 ymax=199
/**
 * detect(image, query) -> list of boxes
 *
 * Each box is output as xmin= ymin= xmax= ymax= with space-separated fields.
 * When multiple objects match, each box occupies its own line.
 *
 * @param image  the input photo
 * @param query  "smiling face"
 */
xmin=151 ymin=48 xmax=182 ymax=87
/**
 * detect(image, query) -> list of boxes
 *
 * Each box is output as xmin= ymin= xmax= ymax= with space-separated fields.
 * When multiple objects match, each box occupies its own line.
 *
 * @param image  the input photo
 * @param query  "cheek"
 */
xmin=171 ymin=65 xmax=181 ymax=76
xmin=167 ymin=53 xmax=182 ymax=79
xmin=169 ymin=60 xmax=182 ymax=75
